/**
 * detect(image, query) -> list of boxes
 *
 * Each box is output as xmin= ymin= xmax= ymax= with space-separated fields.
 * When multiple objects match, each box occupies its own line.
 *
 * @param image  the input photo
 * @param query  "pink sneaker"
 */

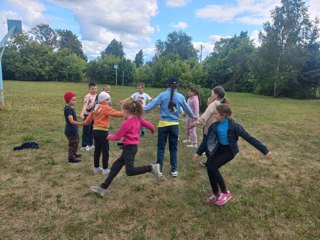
xmin=215 ymin=191 xmax=232 ymax=206
xmin=205 ymin=193 xmax=220 ymax=203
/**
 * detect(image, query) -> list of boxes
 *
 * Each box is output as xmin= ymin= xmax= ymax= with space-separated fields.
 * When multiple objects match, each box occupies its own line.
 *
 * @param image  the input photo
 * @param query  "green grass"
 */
xmin=0 ymin=81 xmax=319 ymax=239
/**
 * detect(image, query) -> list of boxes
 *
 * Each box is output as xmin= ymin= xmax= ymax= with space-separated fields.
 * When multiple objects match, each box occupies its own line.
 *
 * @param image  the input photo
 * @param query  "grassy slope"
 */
xmin=0 ymin=81 xmax=319 ymax=240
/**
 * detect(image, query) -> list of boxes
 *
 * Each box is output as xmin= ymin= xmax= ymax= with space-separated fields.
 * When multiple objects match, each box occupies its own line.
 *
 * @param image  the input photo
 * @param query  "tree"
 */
xmin=31 ymin=24 xmax=57 ymax=48
xmin=101 ymin=39 xmax=124 ymax=58
xmin=134 ymin=50 xmax=144 ymax=68
xmin=155 ymin=31 xmax=198 ymax=60
xmin=56 ymin=29 xmax=87 ymax=61
xmin=254 ymin=0 xmax=316 ymax=97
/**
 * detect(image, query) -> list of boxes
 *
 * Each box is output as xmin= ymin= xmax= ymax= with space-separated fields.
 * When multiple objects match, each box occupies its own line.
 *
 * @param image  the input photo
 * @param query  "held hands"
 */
xmin=192 ymin=153 xmax=200 ymax=161
xmin=265 ymin=152 xmax=273 ymax=159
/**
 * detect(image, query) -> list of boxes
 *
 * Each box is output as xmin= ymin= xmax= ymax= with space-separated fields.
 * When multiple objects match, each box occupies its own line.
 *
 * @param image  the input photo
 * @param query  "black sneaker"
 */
xmin=68 ymin=158 xmax=81 ymax=164
xmin=140 ymin=131 xmax=145 ymax=136
xmin=75 ymin=154 xmax=82 ymax=158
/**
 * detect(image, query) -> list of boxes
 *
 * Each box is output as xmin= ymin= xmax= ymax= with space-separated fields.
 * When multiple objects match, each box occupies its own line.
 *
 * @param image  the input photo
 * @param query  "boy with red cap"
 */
xmin=64 ymin=92 xmax=84 ymax=164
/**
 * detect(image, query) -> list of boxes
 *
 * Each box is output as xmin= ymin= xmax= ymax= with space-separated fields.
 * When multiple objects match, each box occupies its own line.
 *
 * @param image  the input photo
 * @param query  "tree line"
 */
xmin=2 ymin=0 xmax=319 ymax=99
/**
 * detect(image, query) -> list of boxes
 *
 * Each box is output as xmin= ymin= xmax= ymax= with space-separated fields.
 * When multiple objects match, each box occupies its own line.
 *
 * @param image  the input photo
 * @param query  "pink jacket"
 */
xmin=107 ymin=117 xmax=155 ymax=145
xmin=187 ymin=96 xmax=199 ymax=118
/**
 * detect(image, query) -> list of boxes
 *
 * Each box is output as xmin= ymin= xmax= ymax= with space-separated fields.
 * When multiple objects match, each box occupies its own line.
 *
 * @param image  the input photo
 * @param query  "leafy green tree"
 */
xmin=254 ymin=0 xmax=316 ymax=97
xmin=56 ymin=29 xmax=87 ymax=61
xmin=155 ymin=31 xmax=198 ymax=60
xmin=101 ymin=39 xmax=124 ymax=58
xmin=134 ymin=49 xmax=144 ymax=68
xmin=31 ymin=24 xmax=57 ymax=48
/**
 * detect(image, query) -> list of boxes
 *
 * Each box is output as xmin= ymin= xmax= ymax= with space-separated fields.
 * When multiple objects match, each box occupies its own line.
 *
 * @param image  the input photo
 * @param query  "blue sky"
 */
xmin=1 ymin=0 xmax=319 ymax=61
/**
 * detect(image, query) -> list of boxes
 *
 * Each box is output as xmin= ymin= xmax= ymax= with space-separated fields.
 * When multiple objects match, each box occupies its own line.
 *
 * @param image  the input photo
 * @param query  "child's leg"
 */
xmin=94 ymin=130 xmax=109 ymax=169
xmin=67 ymin=135 xmax=79 ymax=160
xmin=157 ymin=127 xmax=169 ymax=172
xmin=124 ymin=145 xmax=152 ymax=176
xmin=100 ymin=153 xmax=125 ymax=189
xmin=168 ymin=125 xmax=179 ymax=172
xmin=189 ymin=120 xmax=197 ymax=144
xmin=93 ymin=131 xmax=101 ymax=168
xmin=206 ymin=146 xmax=234 ymax=193
xmin=82 ymin=114 xmax=90 ymax=147
xmin=186 ymin=118 xmax=192 ymax=139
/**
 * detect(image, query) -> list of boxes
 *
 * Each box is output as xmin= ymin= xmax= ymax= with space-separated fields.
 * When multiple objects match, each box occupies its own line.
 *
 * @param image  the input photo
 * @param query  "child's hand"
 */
xmin=78 ymin=114 xmax=84 ymax=119
xmin=266 ymin=152 xmax=273 ymax=159
xmin=188 ymin=123 xmax=195 ymax=129
xmin=192 ymin=153 xmax=200 ymax=161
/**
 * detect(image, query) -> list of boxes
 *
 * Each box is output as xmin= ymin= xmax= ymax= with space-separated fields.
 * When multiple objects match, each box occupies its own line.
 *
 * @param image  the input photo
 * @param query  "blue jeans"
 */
xmin=157 ymin=125 xmax=179 ymax=172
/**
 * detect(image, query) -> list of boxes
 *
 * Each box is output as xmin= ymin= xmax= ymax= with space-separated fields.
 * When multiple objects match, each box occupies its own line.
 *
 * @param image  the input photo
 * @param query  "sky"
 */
xmin=1 ymin=0 xmax=319 ymax=61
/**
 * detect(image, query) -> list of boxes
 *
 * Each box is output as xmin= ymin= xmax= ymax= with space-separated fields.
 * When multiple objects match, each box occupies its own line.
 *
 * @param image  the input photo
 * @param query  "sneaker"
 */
xmin=89 ymin=145 xmax=95 ymax=150
xmin=205 ymin=193 xmax=220 ymax=203
xmin=151 ymin=164 xmax=161 ymax=183
xmin=187 ymin=143 xmax=197 ymax=148
xmin=182 ymin=139 xmax=191 ymax=143
xmin=102 ymin=168 xmax=111 ymax=175
xmin=94 ymin=167 xmax=103 ymax=174
xmin=68 ymin=158 xmax=81 ymax=164
xmin=215 ymin=191 xmax=232 ymax=206
xmin=171 ymin=171 xmax=178 ymax=177
xmin=85 ymin=146 xmax=91 ymax=151
xmin=75 ymin=153 xmax=82 ymax=158
xmin=159 ymin=172 xmax=163 ymax=177
xmin=80 ymin=147 xmax=87 ymax=151
xmin=90 ymin=186 xmax=107 ymax=197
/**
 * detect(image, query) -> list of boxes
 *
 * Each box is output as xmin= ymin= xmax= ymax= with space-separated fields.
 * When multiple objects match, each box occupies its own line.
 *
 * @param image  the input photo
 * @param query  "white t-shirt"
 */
xmin=131 ymin=92 xmax=152 ymax=107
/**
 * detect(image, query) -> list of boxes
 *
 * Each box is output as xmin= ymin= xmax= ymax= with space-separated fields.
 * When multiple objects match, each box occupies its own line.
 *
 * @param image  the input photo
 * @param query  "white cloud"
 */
xmin=195 ymin=0 xmax=280 ymax=25
xmin=308 ymin=0 xmax=320 ymax=20
xmin=169 ymin=21 xmax=188 ymax=30
xmin=48 ymin=0 xmax=158 ymax=59
xmin=250 ymin=29 xmax=261 ymax=47
xmin=165 ymin=0 xmax=191 ymax=8
xmin=193 ymin=41 xmax=214 ymax=60
xmin=208 ymin=34 xmax=230 ymax=43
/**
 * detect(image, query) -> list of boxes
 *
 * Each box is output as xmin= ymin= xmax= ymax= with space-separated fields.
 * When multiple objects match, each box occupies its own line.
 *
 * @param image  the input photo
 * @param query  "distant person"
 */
xmin=182 ymin=87 xmax=200 ymax=148
xmin=63 ymin=92 xmax=84 ymax=164
xmin=102 ymin=84 xmax=112 ymax=105
xmin=80 ymin=82 xmax=97 ymax=151
xmin=118 ymin=82 xmax=152 ymax=136
xmin=193 ymin=104 xmax=272 ymax=206
xmin=189 ymin=86 xmax=229 ymax=166
xmin=84 ymin=92 xmax=123 ymax=175
xmin=144 ymin=76 xmax=195 ymax=177
xmin=90 ymin=101 xmax=161 ymax=197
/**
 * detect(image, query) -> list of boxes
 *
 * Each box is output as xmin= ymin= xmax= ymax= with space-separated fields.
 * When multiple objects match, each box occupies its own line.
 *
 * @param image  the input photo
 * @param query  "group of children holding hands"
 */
xmin=64 ymin=77 xmax=272 ymax=206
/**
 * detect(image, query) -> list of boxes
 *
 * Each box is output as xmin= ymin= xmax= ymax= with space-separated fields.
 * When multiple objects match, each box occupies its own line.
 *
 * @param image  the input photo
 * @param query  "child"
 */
xmin=182 ymin=87 xmax=200 ymax=148
xmin=84 ymin=92 xmax=123 ymax=174
xmin=118 ymin=82 xmax=152 ymax=136
xmin=189 ymin=86 xmax=228 ymax=166
xmin=144 ymin=76 xmax=195 ymax=177
xmin=193 ymin=104 xmax=272 ymax=206
xmin=63 ymin=92 xmax=84 ymax=164
xmin=90 ymin=101 xmax=161 ymax=196
xmin=102 ymin=84 xmax=112 ymax=105
xmin=80 ymin=82 xmax=97 ymax=151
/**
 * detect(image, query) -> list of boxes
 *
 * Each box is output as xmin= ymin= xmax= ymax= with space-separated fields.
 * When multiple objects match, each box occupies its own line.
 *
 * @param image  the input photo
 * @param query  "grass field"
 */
xmin=0 ymin=81 xmax=319 ymax=240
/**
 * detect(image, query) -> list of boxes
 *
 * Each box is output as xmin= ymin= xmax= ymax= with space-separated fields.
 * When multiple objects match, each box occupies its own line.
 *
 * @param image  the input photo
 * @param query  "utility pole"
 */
xmin=0 ymin=19 xmax=22 ymax=110
xmin=199 ymin=44 xmax=203 ymax=63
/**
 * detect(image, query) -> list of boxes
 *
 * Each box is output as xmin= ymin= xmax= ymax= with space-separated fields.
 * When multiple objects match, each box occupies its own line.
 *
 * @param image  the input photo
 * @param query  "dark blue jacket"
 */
xmin=196 ymin=119 xmax=269 ymax=157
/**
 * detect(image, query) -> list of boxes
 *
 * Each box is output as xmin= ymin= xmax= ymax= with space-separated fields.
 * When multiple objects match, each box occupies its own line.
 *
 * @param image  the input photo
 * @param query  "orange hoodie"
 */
xmin=84 ymin=103 xmax=123 ymax=131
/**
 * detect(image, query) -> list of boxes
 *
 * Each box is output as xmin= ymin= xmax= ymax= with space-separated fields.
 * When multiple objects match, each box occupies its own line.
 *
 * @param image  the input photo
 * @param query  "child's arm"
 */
xmin=80 ymin=95 xmax=89 ymax=118
xmin=237 ymin=123 xmax=271 ymax=156
xmin=105 ymin=106 xmax=124 ymax=118
xmin=190 ymin=101 xmax=217 ymax=129
xmin=107 ymin=121 xmax=128 ymax=141
xmin=68 ymin=115 xmax=84 ymax=126
xmin=180 ymin=98 xmax=195 ymax=119
xmin=193 ymin=133 xmax=208 ymax=160
xmin=140 ymin=118 xmax=155 ymax=134
xmin=144 ymin=94 xmax=162 ymax=113
xmin=117 ymin=96 xmax=132 ymax=105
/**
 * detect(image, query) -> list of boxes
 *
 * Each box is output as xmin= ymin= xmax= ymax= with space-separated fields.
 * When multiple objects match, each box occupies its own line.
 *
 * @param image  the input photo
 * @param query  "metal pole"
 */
xmin=122 ymin=70 xmax=124 ymax=86
xmin=115 ymin=69 xmax=118 ymax=86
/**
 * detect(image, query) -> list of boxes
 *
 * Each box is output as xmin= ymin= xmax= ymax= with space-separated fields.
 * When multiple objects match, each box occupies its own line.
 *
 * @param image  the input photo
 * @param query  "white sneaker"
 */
xmin=151 ymin=164 xmax=161 ymax=183
xmin=182 ymin=139 xmax=191 ymax=143
xmin=187 ymin=143 xmax=197 ymax=148
xmin=80 ymin=147 xmax=87 ymax=151
xmin=159 ymin=172 xmax=163 ymax=177
xmin=90 ymin=186 xmax=107 ymax=197
xmin=94 ymin=167 xmax=103 ymax=174
xmin=171 ymin=171 xmax=178 ymax=177
xmin=85 ymin=146 xmax=91 ymax=151
xmin=89 ymin=145 xmax=95 ymax=150
xmin=102 ymin=168 xmax=110 ymax=175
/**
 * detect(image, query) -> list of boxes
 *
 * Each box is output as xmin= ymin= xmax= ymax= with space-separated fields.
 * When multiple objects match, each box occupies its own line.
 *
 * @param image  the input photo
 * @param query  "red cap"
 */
xmin=64 ymin=92 xmax=76 ymax=103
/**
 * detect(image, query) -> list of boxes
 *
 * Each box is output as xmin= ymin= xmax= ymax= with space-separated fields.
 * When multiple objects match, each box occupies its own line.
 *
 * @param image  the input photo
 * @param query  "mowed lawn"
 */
xmin=0 ymin=81 xmax=319 ymax=240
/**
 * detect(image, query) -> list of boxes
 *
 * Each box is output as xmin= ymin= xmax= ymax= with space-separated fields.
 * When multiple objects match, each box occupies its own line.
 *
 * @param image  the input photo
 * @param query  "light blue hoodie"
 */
xmin=144 ymin=88 xmax=195 ymax=122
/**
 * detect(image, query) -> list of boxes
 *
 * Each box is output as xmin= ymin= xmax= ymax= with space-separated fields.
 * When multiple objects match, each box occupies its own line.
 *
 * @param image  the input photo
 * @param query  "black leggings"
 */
xmin=206 ymin=144 xmax=234 ymax=194
xmin=101 ymin=145 xmax=152 ymax=189
xmin=93 ymin=130 xmax=109 ymax=169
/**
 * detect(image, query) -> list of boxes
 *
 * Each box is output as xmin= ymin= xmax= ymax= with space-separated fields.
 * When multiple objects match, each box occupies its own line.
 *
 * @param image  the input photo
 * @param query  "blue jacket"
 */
xmin=144 ymin=88 xmax=195 ymax=122
xmin=197 ymin=119 xmax=269 ymax=157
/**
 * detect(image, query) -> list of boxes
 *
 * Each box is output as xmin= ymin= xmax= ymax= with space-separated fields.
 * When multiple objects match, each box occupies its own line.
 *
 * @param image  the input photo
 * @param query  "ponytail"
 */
xmin=122 ymin=100 xmax=144 ymax=117
xmin=168 ymin=85 xmax=177 ymax=112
